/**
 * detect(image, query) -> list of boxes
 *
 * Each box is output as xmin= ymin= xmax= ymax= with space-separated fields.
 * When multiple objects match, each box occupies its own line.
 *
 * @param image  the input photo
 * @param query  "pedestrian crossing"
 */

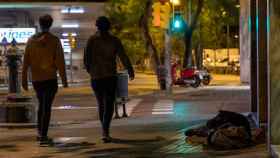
xmin=152 ymin=99 xmax=174 ymax=115
xmin=117 ymin=98 xmax=175 ymax=117
xmin=116 ymin=98 xmax=142 ymax=116
xmin=53 ymin=98 xmax=175 ymax=118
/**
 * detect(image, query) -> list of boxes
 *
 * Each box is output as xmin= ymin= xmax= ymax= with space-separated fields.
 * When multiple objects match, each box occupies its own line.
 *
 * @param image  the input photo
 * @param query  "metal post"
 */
xmin=164 ymin=30 xmax=172 ymax=94
xmin=70 ymin=51 xmax=73 ymax=83
xmin=188 ymin=0 xmax=192 ymax=22
xmin=266 ymin=0 xmax=271 ymax=153
xmin=257 ymin=0 xmax=268 ymax=125
xmin=188 ymin=0 xmax=192 ymax=68
xmin=227 ymin=24 xmax=230 ymax=64
xmin=172 ymin=0 xmax=175 ymax=24
xmin=250 ymin=0 xmax=258 ymax=116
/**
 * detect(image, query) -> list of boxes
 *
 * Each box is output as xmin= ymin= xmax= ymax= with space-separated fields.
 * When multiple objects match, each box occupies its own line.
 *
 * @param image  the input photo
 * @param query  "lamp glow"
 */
xmin=62 ymin=33 xmax=77 ymax=37
xmin=170 ymin=0 xmax=180 ymax=6
xmin=61 ymin=24 xmax=79 ymax=28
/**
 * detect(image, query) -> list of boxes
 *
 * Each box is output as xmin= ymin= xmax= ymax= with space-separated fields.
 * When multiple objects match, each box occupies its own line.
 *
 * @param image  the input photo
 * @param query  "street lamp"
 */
xmin=170 ymin=0 xmax=180 ymax=6
xmin=235 ymin=4 xmax=240 ymax=8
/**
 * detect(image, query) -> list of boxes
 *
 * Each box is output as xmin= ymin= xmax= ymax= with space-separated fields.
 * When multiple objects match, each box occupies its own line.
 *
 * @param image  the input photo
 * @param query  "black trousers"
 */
xmin=91 ymin=76 xmax=117 ymax=136
xmin=33 ymin=79 xmax=58 ymax=137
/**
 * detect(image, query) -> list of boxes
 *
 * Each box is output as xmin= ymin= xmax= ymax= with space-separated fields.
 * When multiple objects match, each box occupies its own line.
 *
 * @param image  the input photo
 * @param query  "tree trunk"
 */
xmin=139 ymin=0 xmax=160 ymax=72
xmin=183 ymin=0 xmax=204 ymax=68
xmin=195 ymin=43 xmax=203 ymax=69
xmin=164 ymin=30 xmax=172 ymax=93
xmin=195 ymin=21 xmax=203 ymax=69
xmin=183 ymin=29 xmax=193 ymax=68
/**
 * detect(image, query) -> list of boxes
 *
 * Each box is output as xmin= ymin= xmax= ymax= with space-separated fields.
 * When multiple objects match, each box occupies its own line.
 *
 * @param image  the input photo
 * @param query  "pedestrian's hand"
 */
xmin=22 ymin=83 xmax=28 ymax=91
xmin=129 ymin=73 xmax=135 ymax=81
xmin=63 ymin=83 xmax=69 ymax=88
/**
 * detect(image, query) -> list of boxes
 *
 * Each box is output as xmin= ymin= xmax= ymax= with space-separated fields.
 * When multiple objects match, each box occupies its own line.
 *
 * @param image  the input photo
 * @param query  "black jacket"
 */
xmin=84 ymin=31 xmax=134 ymax=79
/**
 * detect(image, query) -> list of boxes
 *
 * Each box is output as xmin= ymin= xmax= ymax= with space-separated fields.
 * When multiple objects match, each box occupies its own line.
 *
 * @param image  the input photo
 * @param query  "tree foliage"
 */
xmin=105 ymin=0 xmax=147 ymax=64
xmin=182 ymin=0 xmax=204 ymax=68
xmin=104 ymin=0 xmax=240 ymax=70
xmin=199 ymin=0 xmax=239 ymax=49
xmin=184 ymin=0 xmax=239 ymax=68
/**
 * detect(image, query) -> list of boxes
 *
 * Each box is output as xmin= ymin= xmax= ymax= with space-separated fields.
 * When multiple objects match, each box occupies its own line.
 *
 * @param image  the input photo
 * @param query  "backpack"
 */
xmin=206 ymin=110 xmax=252 ymax=140
xmin=207 ymin=125 xmax=251 ymax=150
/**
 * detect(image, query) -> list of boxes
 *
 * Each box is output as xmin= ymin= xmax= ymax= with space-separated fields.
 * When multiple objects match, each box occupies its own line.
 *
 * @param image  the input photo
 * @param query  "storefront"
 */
xmin=0 ymin=3 xmax=106 ymax=84
xmin=0 ymin=27 xmax=36 ymax=86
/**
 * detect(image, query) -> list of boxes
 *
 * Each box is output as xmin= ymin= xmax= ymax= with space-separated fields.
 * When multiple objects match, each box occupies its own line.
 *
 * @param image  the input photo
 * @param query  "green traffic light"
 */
xmin=170 ymin=12 xmax=186 ymax=33
xmin=174 ymin=20 xmax=181 ymax=28
xmin=172 ymin=16 xmax=184 ymax=31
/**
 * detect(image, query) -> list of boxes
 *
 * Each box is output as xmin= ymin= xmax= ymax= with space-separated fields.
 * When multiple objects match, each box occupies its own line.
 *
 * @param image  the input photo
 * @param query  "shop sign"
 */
xmin=0 ymin=28 xmax=36 ymax=44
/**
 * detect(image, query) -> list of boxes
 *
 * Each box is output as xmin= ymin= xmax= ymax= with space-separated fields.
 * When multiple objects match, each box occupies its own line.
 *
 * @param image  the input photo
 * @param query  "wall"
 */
xmin=203 ymin=48 xmax=240 ymax=61
xmin=240 ymin=0 xmax=251 ymax=83
xmin=269 ymin=0 xmax=280 ymax=145
xmin=0 ymin=10 xmax=34 ymax=28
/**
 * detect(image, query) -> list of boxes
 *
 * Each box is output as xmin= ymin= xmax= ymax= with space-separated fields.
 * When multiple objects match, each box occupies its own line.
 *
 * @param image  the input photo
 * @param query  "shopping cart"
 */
xmin=114 ymin=71 xmax=129 ymax=119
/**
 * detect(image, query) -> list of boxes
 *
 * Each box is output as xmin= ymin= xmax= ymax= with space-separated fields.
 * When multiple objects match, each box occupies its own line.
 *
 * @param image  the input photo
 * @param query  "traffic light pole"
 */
xmin=164 ymin=29 xmax=172 ymax=94
xmin=188 ymin=0 xmax=192 ymax=23
xmin=70 ymin=51 xmax=73 ymax=83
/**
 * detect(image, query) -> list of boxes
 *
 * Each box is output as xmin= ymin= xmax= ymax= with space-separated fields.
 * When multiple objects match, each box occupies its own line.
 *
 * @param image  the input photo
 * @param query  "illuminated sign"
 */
xmin=60 ymin=39 xmax=71 ymax=53
xmin=61 ymin=7 xmax=85 ymax=14
xmin=0 ymin=28 xmax=36 ymax=44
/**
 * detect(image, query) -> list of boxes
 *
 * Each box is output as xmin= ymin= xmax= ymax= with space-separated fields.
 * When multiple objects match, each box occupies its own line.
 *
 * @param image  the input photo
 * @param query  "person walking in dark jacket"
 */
xmin=22 ymin=14 xmax=68 ymax=145
xmin=84 ymin=16 xmax=134 ymax=143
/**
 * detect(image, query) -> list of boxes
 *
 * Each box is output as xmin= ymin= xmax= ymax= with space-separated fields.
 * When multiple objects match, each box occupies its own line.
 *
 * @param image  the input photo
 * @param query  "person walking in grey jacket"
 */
xmin=84 ymin=16 xmax=134 ymax=143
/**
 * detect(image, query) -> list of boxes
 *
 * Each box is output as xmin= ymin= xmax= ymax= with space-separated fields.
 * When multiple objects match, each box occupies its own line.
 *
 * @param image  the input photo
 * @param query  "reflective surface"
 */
xmin=0 ymin=3 xmax=105 ymax=86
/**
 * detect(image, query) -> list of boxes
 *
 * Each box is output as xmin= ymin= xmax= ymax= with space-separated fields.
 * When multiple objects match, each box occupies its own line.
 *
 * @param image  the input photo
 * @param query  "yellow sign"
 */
xmin=160 ymin=2 xmax=171 ymax=29
xmin=152 ymin=2 xmax=171 ymax=29
xmin=152 ymin=2 xmax=162 ymax=27
xmin=68 ymin=36 xmax=76 ymax=49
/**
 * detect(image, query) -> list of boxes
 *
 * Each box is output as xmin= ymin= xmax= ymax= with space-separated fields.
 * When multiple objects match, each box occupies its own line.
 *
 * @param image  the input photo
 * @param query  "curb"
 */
xmin=0 ymin=123 xmax=36 ymax=128
xmin=0 ymin=121 xmax=82 ymax=129
xmin=271 ymin=145 xmax=280 ymax=158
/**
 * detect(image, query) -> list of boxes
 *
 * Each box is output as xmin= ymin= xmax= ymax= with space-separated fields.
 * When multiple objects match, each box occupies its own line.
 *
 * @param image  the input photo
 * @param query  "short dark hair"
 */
xmin=96 ymin=16 xmax=111 ymax=31
xmin=39 ymin=14 xmax=53 ymax=30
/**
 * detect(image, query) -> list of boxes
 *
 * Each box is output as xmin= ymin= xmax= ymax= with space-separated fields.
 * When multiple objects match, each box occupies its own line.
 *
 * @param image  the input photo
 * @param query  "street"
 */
xmin=0 ymin=72 xmax=243 ymax=125
xmin=0 ymin=83 xmax=269 ymax=158
xmin=0 ymin=0 xmax=277 ymax=156
xmin=0 ymin=72 xmax=269 ymax=158
xmin=49 ymin=72 xmax=241 ymax=123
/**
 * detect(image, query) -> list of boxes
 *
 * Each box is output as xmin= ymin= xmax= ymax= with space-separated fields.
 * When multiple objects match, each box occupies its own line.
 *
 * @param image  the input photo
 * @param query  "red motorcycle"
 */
xmin=172 ymin=64 xmax=201 ymax=88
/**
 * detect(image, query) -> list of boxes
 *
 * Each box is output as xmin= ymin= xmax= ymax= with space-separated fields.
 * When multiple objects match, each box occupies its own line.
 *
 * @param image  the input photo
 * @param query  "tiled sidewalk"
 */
xmin=0 ymin=85 xmax=270 ymax=158
xmin=0 ymin=116 xmax=269 ymax=158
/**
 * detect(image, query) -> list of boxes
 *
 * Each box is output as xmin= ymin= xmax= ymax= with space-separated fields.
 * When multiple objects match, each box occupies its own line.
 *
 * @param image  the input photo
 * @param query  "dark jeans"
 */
xmin=33 ymin=79 xmax=58 ymax=138
xmin=91 ymin=76 xmax=117 ymax=136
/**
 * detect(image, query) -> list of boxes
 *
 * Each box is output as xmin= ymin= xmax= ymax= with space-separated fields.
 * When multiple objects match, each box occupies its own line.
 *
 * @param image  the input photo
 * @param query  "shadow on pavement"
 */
xmin=31 ymin=156 xmax=54 ymax=158
xmin=111 ymin=136 xmax=165 ymax=145
xmin=83 ymin=138 xmax=182 ymax=158
xmin=0 ymin=144 xmax=19 ymax=152
xmin=51 ymin=141 xmax=96 ymax=153
xmin=85 ymin=148 xmax=209 ymax=158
